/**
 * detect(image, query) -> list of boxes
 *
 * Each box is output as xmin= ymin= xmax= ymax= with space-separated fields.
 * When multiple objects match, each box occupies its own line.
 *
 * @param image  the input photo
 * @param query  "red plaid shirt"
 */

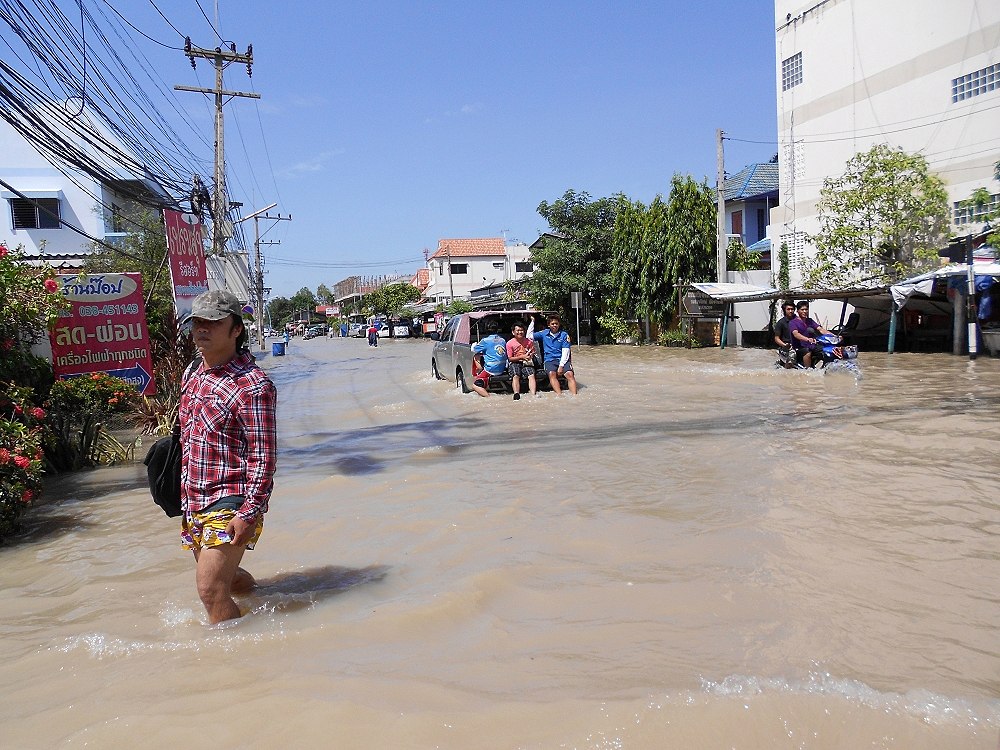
xmin=179 ymin=351 xmax=277 ymax=521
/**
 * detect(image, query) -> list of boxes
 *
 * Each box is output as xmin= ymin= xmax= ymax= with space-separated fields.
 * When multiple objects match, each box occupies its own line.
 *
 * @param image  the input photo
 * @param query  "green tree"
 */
xmin=316 ymin=283 xmax=335 ymax=305
xmin=268 ymin=296 xmax=294 ymax=327
xmin=446 ymin=299 xmax=473 ymax=315
xmin=959 ymin=184 xmax=999 ymax=249
xmin=804 ymin=144 xmax=949 ymax=288
xmin=289 ymin=287 xmax=318 ymax=322
xmin=364 ymin=282 xmax=420 ymax=321
xmin=609 ymin=197 xmax=645 ymax=316
xmin=662 ymin=174 xmax=717 ymax=319
xmin=530 ymin=190 xmax=621 ymax=341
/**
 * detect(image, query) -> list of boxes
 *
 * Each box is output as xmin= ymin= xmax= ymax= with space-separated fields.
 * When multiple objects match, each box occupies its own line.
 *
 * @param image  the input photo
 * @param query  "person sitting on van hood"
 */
xmin=470 ymin=321 xmax=509 ymax=398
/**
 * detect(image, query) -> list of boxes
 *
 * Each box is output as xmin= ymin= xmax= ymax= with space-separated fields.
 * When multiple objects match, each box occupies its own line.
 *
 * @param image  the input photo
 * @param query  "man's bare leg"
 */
xmin=193 ymin=545 xmax=249 ymax=624
xmin=549 ymin=370 xmax=562 ymax=394
xmin=564 ymin=370 xmax=578 ymax=394
xmin=527 ymin=373 xmax=537 ymax=396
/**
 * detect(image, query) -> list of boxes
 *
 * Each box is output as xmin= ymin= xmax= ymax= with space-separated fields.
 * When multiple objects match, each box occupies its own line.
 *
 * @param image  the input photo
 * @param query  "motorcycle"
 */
xmin=777 ymin=333 xmax=860 ymax=374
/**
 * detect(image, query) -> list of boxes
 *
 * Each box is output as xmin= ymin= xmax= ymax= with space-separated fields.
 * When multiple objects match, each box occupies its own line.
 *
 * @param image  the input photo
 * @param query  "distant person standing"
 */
xmin=180 ymin=290 xmax=277 ymax=625
xmin=533 ymin=314 xmax=577 ymax=395
xmin=367 ymin=323 xmax=379 ymax=347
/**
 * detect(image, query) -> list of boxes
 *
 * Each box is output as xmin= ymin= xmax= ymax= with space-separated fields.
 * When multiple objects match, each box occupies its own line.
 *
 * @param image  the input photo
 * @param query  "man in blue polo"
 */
xmin=533 ymin=314 xmax=578 ymax=395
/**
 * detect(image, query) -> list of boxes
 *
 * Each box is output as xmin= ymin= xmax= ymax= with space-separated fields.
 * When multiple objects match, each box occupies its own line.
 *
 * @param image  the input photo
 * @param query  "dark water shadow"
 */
xmin=6 ymin=512 xmax=98 ymax=546
xmin=243 ymin=564 xmax=390 ymax=614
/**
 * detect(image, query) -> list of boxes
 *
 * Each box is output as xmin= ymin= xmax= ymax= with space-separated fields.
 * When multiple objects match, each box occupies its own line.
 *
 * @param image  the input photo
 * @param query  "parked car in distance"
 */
xmin=430 ymin=311 xmax=565 ymax=394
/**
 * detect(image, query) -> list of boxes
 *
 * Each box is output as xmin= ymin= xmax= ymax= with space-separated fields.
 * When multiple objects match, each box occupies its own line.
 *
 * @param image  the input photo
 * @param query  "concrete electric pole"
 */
xmin=175 ymin=39 xmax=260 ymax=257
xmin=716 ymin=128 xmax=727 ymax=283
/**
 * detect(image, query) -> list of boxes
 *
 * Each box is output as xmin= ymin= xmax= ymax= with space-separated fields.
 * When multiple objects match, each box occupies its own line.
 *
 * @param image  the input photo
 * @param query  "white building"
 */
xmin=423 ymin=238 xmax=533 ymax=303
xmin=0 ymin=111 xmax=174 ymax=268
xmin=772 ymin=0 xmax=1000 ymax=298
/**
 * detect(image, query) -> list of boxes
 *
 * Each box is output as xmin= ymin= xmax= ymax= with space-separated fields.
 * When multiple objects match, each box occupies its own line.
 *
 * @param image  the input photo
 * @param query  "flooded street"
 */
xmin=2 ymin=337 xmax=999 ymax=749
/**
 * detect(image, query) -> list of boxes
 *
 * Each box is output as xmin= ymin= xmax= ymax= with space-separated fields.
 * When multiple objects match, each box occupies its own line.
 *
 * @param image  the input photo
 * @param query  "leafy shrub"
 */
xmin=597 ymin=312 xmax=638 ymax=342
xmin=0 ymin=383 xmax=46 ymax=540
xmin=658 ymin=328 xmax=702 ymax=348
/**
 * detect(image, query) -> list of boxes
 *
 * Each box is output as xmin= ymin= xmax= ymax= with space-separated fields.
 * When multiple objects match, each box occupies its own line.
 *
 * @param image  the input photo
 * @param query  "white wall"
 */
xmin=772 ymin=0 xmax=1000 ymax=301
xmin=424 ymin=243 xmax=533 ymax=301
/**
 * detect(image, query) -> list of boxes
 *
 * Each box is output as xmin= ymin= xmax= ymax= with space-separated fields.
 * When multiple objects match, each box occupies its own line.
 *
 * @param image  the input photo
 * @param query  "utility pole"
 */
xmin=175 ymin=39 xmax=259 ymax=257
xmin=716 ymin=128 xmax=727 ymax=283
xmin=235 ymin=203 xmax=290 ymax=351
xmin=446 ymin=243 xmax=455 ymax=302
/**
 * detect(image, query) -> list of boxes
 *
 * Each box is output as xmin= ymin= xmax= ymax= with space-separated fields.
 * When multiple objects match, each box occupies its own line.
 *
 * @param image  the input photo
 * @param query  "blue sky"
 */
xmin=7 ymin=1 xmax=780 ymax=298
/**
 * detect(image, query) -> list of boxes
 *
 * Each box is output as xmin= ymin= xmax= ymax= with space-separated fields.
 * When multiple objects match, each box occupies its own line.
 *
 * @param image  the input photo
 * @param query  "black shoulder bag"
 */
xmin=144 ymin=358 xmax=200 ymax=518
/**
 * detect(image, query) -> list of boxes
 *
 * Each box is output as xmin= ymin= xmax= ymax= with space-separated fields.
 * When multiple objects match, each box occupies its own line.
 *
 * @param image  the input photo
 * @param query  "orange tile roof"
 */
xmin=429 ymin=237 xmax=505 ymax=259
xmin=410 ymin=268 xmax=430 ymax=290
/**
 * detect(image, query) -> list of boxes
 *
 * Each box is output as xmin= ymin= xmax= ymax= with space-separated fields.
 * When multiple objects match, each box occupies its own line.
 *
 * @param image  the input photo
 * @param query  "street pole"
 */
xmin=175 ymin=40 xmax=259 ymax=257
xmin=716 ymin=128 xmax=727 ymax=283
xmin=446 ymin=244 xmax=455 ymax=303
xmin=966 ymin=233 xmax=978 ymax=360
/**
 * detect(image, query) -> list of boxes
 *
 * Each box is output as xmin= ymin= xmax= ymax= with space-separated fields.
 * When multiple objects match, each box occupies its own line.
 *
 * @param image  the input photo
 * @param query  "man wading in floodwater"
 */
xmin=180 ymin=290 xmax=277 ymax=624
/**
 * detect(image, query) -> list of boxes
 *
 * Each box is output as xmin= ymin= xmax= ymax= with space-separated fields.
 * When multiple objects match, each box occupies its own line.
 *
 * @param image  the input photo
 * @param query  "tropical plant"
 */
xmin=803 ymin=144 xmax=950 ymax=287
xmin=363 ymin=282 xmax=421 ymax=323
xmin=44 ymin=372 xmax=139 ymax=471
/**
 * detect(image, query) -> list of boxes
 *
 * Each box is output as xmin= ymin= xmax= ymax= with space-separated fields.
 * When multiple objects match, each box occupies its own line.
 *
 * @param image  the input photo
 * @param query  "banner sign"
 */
xmin=163 ymin=209 xmax=208 ymax=321
xmin=50 ymin=273 xmax=156 ymax=396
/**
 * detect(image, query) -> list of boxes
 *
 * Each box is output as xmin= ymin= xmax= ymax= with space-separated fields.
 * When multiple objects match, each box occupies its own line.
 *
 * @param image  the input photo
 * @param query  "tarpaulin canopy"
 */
xmin=890 ymin=261 xmax=1000 ymax=309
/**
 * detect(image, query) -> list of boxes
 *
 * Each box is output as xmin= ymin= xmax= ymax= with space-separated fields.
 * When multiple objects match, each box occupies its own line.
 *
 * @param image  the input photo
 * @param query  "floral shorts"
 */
xmin=180 ymin=498 xmax=263 ymax=551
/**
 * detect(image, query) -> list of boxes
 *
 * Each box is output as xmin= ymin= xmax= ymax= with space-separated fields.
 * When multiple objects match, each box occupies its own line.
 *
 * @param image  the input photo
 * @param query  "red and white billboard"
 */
xmin=50 ymin=273 xmax=156 ymax=396
xmin=163 ymin=209 xmax=209 ymax=321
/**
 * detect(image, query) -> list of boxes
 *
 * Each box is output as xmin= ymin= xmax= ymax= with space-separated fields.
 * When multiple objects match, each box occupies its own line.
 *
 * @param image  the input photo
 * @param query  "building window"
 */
xmin=731 ymin=210 xmax=743 ymax=236
xmin=438 ymin=263 xmax=443 ymax=276
xmin=492 ymin=262 xmax=504 ymax=270
xmin=782 ymin=52 xmax=802 ymax=91
xmin=450 ymin=263 xmax=468 ymax=274
xmin=954 ymin=194 xmax=999 ymax=225
xmin=515 ymin=261 xmax=533 ymax=273
xmin=110 ymin=203 xmax=125 ymax=233
xmin=952 ymin=63 xmax=999 ymax=103
xmin=10 ymin=197 xmax=60 ymax=229
xmin=756 ymin=209 xmax=767 ymax=242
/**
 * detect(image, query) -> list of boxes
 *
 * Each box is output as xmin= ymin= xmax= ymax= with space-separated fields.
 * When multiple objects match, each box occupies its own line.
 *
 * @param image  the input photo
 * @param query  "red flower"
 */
xmin=0 ymin=245 xmax=8 ymax=258
xmin=0 ymin=449 xmax=9 ymax=464
xmin=21 ymin=489 xmax=33 ymax=503
xmin=0 ymin=339 xmax=12 ymax=351
xmin=13 ymin=455 xmax=30 ymax=469
xmin=31 ymin=407 xmax=46 ymax=420
xmin=13 ymin=405 xmax=23 ymax=416
xmin=43 ymin=278 xmax=59 ymax=293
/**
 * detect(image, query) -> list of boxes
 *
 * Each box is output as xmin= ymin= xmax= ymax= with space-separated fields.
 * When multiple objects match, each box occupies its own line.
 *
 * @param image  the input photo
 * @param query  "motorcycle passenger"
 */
xmin=790 ymin=300 xmax=834 ymax=368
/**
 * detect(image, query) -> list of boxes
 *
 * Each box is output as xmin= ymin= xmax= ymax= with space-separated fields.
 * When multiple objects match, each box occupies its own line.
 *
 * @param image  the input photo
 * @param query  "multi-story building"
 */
xmin=772 ymin=0 xmax=1000 ymax=289
xmin=423 ymin=238 xmax=533 ymax=303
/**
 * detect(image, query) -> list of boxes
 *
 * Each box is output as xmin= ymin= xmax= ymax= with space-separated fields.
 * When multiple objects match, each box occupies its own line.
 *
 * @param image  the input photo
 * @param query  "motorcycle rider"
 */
xmin=789 ymin=300 xmax=835 ymax=368
xmin=773 ymin=300 xmax=796 ymax=368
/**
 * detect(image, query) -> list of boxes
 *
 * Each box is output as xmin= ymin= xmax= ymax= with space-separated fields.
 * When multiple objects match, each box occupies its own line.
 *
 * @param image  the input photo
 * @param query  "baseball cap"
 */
xmin=188 ymin=289 xmax=244 ymax=321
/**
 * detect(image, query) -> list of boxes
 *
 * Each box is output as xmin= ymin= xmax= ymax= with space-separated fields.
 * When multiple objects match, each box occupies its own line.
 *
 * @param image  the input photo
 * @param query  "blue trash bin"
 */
xmin=272 ymin=341 xmax=286 ymax=356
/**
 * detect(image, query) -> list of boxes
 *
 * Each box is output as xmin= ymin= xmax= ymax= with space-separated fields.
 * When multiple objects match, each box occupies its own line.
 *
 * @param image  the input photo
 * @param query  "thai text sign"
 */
xmin=50 ymin=273 xmax=156 ymax=395
xmin=163 ymin=209 xmax=208 ymax=321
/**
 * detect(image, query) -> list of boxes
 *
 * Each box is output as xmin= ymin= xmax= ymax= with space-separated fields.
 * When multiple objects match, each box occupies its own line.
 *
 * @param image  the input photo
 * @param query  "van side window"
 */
xmin=441 ymin=317 xmax=458 ymax=342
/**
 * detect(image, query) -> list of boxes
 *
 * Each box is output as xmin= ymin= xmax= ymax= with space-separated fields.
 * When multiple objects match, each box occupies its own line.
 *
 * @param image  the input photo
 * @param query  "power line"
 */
xmin=147 ymin=0 xmax=185 ymax=40
xmin=97 ymin=0 xmax=183 ymax=50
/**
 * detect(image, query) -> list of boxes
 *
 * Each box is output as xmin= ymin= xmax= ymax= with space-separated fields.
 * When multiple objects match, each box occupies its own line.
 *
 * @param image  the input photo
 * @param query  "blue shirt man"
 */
xmin=469 ymin=323 xmax=509 ymax=398
xmin=532 ymin=314 xmax=578 ymax=395
xmin=472 ymin=333 xmax=509 ymax=375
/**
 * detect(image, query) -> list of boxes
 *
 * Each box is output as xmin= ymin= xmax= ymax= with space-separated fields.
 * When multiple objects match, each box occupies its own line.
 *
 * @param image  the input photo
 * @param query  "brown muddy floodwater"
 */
xmin=2 ymin=337 xmax=1000 ymax=749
